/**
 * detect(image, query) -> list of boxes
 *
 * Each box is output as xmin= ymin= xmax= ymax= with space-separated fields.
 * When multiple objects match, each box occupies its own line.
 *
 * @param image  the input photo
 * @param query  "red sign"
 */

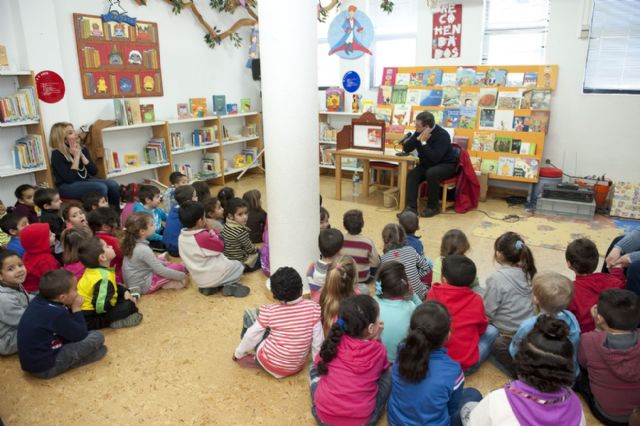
xmin=432 ymin=4 xmax=462 ymax=59
xmin=35 ymin=70 xmax=65 ymax=104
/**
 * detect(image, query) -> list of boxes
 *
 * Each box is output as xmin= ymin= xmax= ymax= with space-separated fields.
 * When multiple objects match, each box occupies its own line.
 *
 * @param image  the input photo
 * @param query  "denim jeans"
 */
xmin=31 ymin=331 xmax=107 ymax=379
xmin=451 ymin=387 xmax=483 ymax=426
xmin=58 ymin=178 xmax=120 ymax=209
xmin=602 ymin=235 xmax=640 ymax=297
xmin=465 ymin=324 xmax=499 ymax=376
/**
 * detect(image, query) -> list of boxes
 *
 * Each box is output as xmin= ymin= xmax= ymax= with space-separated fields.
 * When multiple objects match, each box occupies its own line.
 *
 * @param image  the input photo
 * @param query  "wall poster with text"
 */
xmin=432 ymin=4 xmax=462 ymax=59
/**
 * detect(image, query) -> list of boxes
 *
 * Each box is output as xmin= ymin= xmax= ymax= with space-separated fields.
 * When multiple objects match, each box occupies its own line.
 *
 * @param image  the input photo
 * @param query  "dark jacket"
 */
xmin=12 ymin=202 xmax=38 ymax=224
xmin=50 ymin=148 xmax=98 ymax=186
xmin=162 ymin=205 xmax=183 ymax=254
xmin=246 ymin=208 xmax=267 ymax=243
xmin=403 ymin=125 xmax=457 ymax=168
xmin=39 ymin=209 xmax=64 ymax=239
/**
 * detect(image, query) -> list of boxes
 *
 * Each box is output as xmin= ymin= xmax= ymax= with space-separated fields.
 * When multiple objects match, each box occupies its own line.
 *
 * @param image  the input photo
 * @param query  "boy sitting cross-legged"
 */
xmin=308 ymin=228 xmax=344 ymax=303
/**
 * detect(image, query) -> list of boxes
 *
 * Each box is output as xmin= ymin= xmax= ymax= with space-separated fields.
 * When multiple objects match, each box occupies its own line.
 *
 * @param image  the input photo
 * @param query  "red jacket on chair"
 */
xmin=454 ymin=145 xmax=480 ymax=213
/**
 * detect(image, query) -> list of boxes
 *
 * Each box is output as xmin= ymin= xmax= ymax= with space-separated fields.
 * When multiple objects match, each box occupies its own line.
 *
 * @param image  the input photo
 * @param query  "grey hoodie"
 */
xmin=483 ymin=266 xmax=534 ymax=334
xmin=0 ymin=283 xmax=33 ymax=355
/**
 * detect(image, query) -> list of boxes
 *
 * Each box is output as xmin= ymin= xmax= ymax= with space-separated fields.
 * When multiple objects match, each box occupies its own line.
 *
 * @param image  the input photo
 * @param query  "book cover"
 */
xmin=513 ymin=116 xmax=530 ymax=132
xmin=442 ymin=87 xmax=461 ymax=108
xmin=497 ymin=157 xmax=516 ymax=176
xmin=523 ymin=72 xmax=538 ymax=87
xmin=212 ymin=95 xmax=226 ymax=115
xmin=506 ymin=73 xmax=524 ymax=87
xmin=497 ymin=91 xmax=522 ymax=109
xmin=480 ymin=159 xmax=498 ymax=174
xmin=406 ymin=89 xmax=425 ymax=106
xmin=519 ymin=142 xmax=537 ymax=155
xmin=125 ymin=99 xmax=142 ymax=124
xmin=472 ymin=132 xmax=495 ymax=152
xmin=479 ymin=108 xmax=496 ymax=129
xmin=395 ymin=73 xmax=411 ymax=85
xmin=531 ymin=90 xmax=551 ymax=110
xmin=393 ymin=104 xmax=411 ymax=126
xmin=190 ymin=97 xmax=208 ymax=118
xmin=486 ymin=68 xmax=508 ymax=87
xmin=494 ymin=110 xmax=515 ymax=130
xmin=494 ymin=136 xmax=513 ymax=152
xmin=124 ymin=153 xmax=140 ymax=167
xmin=422 ymin=69 xmax=443 ymax=86
xmin=113 ymin=99 xmax=128 ymax=126
xmin=140 ymin=104 xmax=155 ymax=123
xmin=443 ymin=109 xmax=460 ymax=128
xmin=362 ymin=100 xmax=375 ymax=113
xmin=240 ymin=98 xmax=251 ymax=113
xmin=177 ymin=103 xmax=190 ymax=119
xmin=458 ymin=107 xmax=477 ymax=129
xmin=381 ymin=67 xmax=398 ymax=86
xmin=375 ymin=104 xmax=394 ymax=125
xmin=408 ymin=72 xmax=423 ymax=86
xmin=325 ymin=87 xmax=344 ymax=112
xmin=474 ymin=72 xmax=486 ymax=86
xmin=520 ymin=90 xmax=533 ymax=109
xmin=226 ymin=103 xmax=239 ymax=115
xmin=478 ymin=88 xmax=498 ymax=107
xmin=456 ymin=67 xmax=476 ymax=86
xmin=511 ymin=139 xmax=522 ymax=154
xmin=469 ymin=156 xmax=482 ymax=172
xmin=441 ymin=73 xmax=457 ymax=86
xmin=391 ymin=85 xmax=408 ymax=104
xmin=420 ymin=90 xmax=443 ymax=106
xmin=460 ymin=90 xmax=480 ymax=107
xmin=530 ymin=110 xmax=550 ymax=133
xmin=513 ymin=158 xmax=539 ymax=178
xmin=377 ymin=85 xmax=392 ymax=105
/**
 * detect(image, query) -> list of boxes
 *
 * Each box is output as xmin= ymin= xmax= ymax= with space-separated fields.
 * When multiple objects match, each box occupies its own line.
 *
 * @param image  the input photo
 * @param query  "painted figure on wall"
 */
xmin=328 ymin=5 xmax=374 ymax=59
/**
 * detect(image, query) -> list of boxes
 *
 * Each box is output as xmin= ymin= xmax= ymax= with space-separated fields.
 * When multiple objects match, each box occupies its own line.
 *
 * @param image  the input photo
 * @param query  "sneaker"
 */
xmin=199 ymin=287 xmax=222 ymax=296
xmin=109 ymin=312 xmax=143 ymax=329
xmin=223 ymin=282 xmax=251 ymax=297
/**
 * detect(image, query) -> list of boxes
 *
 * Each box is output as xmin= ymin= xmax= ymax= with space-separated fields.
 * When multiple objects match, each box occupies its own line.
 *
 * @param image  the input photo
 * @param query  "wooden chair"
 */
xmin=369 ymin=161 xmax=398 ymax=190
xmin=418 ymin=145 xmax=462 ymax=213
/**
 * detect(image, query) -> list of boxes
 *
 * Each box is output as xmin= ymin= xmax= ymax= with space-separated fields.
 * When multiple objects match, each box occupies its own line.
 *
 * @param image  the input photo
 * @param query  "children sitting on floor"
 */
xmin=0 ymin=212 xmax=28 ymax=256
xmin=61 ymin=227 xmax=92 ymax=281
xmin=119 ymin=183 xmax=139 ymax=226
xmin=17 ymin=270 xmax=107 ymax=379
xmin=21 ymin=223 xmax=59 ymax=294
xmin=178 ymin=201 xmax=248 ymax=297
xmin=192 ymin=181 xmax=211 ymax=203
xmin=162 ymin=185 xmax=197 ymax=257
xmin=0 ymin=200 xmax=9 ymax=247
xmin=341 ymin=209 xmax=380 ymax=284
xmin=34 ymin=188 xmax=64 ymax=244
xmin=222 ymin=198 xmax=260 ymax=272
xmin=81 ymin=191 xmax=108 ymax=212
xmin=87 ymin=207 xmax=124 ymax=281
xmin=242 ymin=189 xmax=267 ymax=243
xmin=319 ymin=255 xmax=359 ymax=335
xmin=216 ymin=186 xmax=234 ymax=213
xmin=61 ymin=201 xmax=87 ymax=229
xmin=233 ymin=266 xmax=322 ymax=377
xmin=308 ymin=228 xmax=344 ymax=302
xmin=13 ymin=184 xmax=37 ymax=223
xmin=320 ymin=206 xmax=331 ymax=230
xmin=203 ymin=197 xmax=224 ymax=234
xmin=0 ymin=250 xmax=32 ymax=355
xmin=133 ymin=185 xmax=166 ymax=251
xmin=432 ymin=229 xmax=480 ymax=290
xmin=162 ymin=171 xmax=189 ymax=214
xmin=398 ymin=210 xmax=423 ymax=255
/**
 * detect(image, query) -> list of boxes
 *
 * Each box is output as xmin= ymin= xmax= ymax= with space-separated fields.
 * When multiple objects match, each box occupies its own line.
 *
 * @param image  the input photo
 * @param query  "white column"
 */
xmin=259 ymin=0 xmax=319 ymax=287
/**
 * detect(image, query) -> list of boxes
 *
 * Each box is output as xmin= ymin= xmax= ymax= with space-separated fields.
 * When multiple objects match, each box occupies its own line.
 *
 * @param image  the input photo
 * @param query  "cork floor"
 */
xmin=0 ymin=173 xmax=608 ymax=425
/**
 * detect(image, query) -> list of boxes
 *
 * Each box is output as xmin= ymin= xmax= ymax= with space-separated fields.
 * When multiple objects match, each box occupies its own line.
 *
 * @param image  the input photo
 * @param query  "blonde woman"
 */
xmin=49 ymin=122 xmax=120 ymax=209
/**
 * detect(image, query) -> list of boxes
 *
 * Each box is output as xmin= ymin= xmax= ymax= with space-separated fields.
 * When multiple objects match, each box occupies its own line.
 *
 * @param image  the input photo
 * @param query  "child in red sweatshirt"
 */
xmin=566 ymin=238 xmax=624 ymax=333
xmin=22 ymin=223 xmax=60 ymax=293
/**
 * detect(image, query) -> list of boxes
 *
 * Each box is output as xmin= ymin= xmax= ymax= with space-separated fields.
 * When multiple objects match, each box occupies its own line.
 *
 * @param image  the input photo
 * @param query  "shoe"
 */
xmin=223 ymin=282 xmax=251 ymax=297
xmin=397 ymin=206 xmax=418 ymax=218
xmin=421 ymin=207 xmax=440 ymax=218
xmin=110 ymin=312 xmax=143 ymax=329
xmin=199 ymin=287 xmax=222 ymax=296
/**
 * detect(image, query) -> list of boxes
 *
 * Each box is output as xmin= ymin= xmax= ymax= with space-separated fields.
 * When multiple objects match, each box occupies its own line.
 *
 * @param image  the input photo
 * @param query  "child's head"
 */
xmin=217 ymin=187 xmax=235 ymax=210
xmin=178 ymin=201 xmax=206 ymax=229
xmin=532 ymin=272 xmax=573 ymax=315
xmin=14 ymin=184 xmax=35 ymax=206
xmin=120 ymin=183 xmax=139 ymax=203
xmin=398 ymin=210 xmax=419 ymax=235
xmin=38 ymin=269 xmax=77 ymax=305
xmin=242 ymin=189 xmax=263 ymax=212
xmin=270 ymin=266 xmax=303 ymax=302
xmin=174 ymin=185 xmax=197 ymax=206
xmin=61 ymin=226 xmax=93 ymax=265
xmin=317 ymin=295 xmax=381 ymax=375
xmin=61 ymin=202 xmax=87 ymax=228
xmin=225 ymin=198 xmax=249 ymax=225
xmin=80 ymin=192 xmax=108 ymax=212
xmin=0 ymin=212 xmax=28 ymax=237
xmin=595 ymin=289 xmax=640 ymax=332
xmin=565 ymin=238 xmax=599 ymax=275
xmin=440 ymin=229 xmax=470 ymax=257
xmin=193 ymin=181 xmax=211 ymax=202
xmin=514 ymin=315 xmax=574 ymax=392
xmin=320 ymin=207 xmax=330 ymax=230
xmin=169 ymin=171 xmax=188 ymax=187
xmin=343 ymin=209 xmax=364 ymax=235
xmin=494 ymin=231 xmax=537 ymax=279
xmin=87 ymin=207 xmax=120 ymax=234
xmin=121 ymin=212 xmax=155 ymax=258
xmin=21 ymin=223 xmax=55 ymax=252
xmin=382 ymin=223 xmax=406 ymax=252
xmin=375 ymin=261 xmax=411 ymax=299
xmin=320 ymin=256 xmax=358 ymax=333
xmin=78 ymin=236 xmax=116 ymax=268
xmin=442 ymin=255 xmax=477 ymax=287
xmin=138 ymin=184 xmax=161 ymax=208
xmin=203 ymin=197 xmax=224 ymax=220
xmin=318 ymin=228 xmax=343 ymax=259
xmin=397 ymin=301 xmax=451 ymax=382
xmin=34 ymin=188 xmax=62 ymax=211
xmin=0 ymin=249 xmax=26 ymax=287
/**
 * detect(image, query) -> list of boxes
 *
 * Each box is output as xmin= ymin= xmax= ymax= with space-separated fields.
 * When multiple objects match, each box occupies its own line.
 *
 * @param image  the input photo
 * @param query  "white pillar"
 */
xmin=259 ymin=0 xmax=319 ymax=287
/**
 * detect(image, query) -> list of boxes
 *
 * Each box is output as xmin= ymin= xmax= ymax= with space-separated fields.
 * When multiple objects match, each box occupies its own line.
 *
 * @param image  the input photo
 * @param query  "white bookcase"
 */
xmin=318 ymin=111 xmax=362 ymax=173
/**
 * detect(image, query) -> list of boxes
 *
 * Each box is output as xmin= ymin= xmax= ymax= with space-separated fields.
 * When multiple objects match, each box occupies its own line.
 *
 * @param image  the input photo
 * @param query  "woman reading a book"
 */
xmin=402 ymin=111 xmax=458 ymax=218
xmin=49 ymin=122 xmax=120 ymax=210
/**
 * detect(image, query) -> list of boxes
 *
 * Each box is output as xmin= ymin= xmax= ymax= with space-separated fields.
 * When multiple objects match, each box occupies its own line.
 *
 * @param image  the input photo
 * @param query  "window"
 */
xmin=482 ymin=0 xmax=550 ymax=65
xmin=584 ymin=0 xmax=640 ymax=94
xmin=318 ymin=8 xmax=341 ymax=87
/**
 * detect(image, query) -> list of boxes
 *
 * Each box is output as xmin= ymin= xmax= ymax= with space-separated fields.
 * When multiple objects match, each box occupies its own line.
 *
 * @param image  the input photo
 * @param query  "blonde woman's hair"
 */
xmin=319 ymin=255 xmax=358 ymax=335
xmin=49 ymin=122 xmax=74 ymax=156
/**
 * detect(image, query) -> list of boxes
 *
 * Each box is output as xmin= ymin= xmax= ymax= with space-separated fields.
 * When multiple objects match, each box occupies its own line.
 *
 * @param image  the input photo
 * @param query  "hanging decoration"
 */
xmin=342 ymin=71 xmax=361 ymax=93
xmin=246 ymin=23 xmax=259 ymax=69
xmin=432 ymin=4 xmax=462 ymax=59
xmin=327 ymin=5 xmax=374 ymax=60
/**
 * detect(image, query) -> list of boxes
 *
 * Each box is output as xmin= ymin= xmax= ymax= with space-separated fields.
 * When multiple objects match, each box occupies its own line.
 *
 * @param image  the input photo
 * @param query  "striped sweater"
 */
xmin=222 ymin=219 xmax=258 ymax=262
xmin=341 ymin=233 xmax=381 ymax=282
xmin=381 ymin=246 xmax=432 ymax=299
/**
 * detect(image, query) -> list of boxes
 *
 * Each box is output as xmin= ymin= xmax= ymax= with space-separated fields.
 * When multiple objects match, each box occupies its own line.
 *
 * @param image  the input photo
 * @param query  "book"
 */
xmin=0 ymin=45 xmax=8 ymax=70
xmin=510 ymin=140 xmax=522 ymax=154
xmin=410 ymin=107 xmax=442 ymax=127
xmin=391 ymin=85 xmax=408 ymax=104
xmin=494 ymin=110 xmax=515 ymax=130
xmin=420 ymin=90 xmax=443 ymax=107
xmin=212 ymin=95 xmax=226 ymax=116
xmin=226 ymin=103 xmax=239 ymax=115
xmin=456 ymin=67 xmax=476 ymax=86
xmin=523 ymin=72 xmax=538 ymax=87
xmin=494 ymin=136 xmax=513 ymax=152
xmin=519 ymin=142 xmax=537 ymax=155
xmin=443 ymin=109 xmax=460 ymax=128
xmin=325 ymin=87 xmax=344 ymax=112
xmin=530 ymin=110 xmax=550 ymax=133
xmin=472 ymin=132 xmax=495 ymax=152
xmin=442 ymin=87 xmax=461 ymax=108
xmin=469 ymin=156 xmax=482 ymax=172
xmin=240 ymin=98 xmax=251 ymax=113
xmin=506 ymin=73 xmax=524 ymax=87
xmin=381 ymin=67 xmax=398 ymax=86
xmin=123 ymin=153 xmax=140 ymax=167
xmin=542 ymin=66 xmax=554 ymax=88
xmin=498 ymin=157 xmax=516 ymax=176
xmin=375 ymin=104 xmax=394 ymax=125
xmin=520 ymin=90 xmax=533 ymax=109
xmin=441 ymin=73 xmax=457 ymax=86
xmin=422 ymin=69 xmax=443 ymax=86
xmin=395 ymin=73 xmax=411 ymax=85
xmin=177 ymin=103 xmax=190 ymax=119
xmin=531 ymin=90 xmax=551 ymax=110
xmin=140 ymin=104 xmax=155 ymax=123
xmin=377 ymin=85 xmax=392 ymax=105
xmin=459 ymin=107 xmax=477 ymax=129
xmin=513 ymin=116 xmax=530 ymax=132
xmin=513 ymin=158 xmax=539 ymax=178
xmin=362 ymin=100 xmax=375 ymax=113
xmin=486 ymin=68 xmax=508 ymax=86
xmin=125 ymin=99 xmax=142 ymax=124
xmin=452 ymin=135 xmax=469 ymax=150
xmin=406 ymin=89 xmax=425 ymax=106
xmin=408 ymin=72 xmax=423 ymax=86
xmin=497 ymin=91 xmax=522 ymax=109
xmin=478 ymin=88 xmax=498 ymax=107
xmin=145 ymin=138 xmax=168 ymax=164
xmin=190 ymin=98 xmax=208 ymax=118
xmin=474 ymin=72 xmax=486 ymax=86
xmin=460 ymin=90 xmax=480 ymax=107
xmin=113 ymin=99 xmax=128 ymax=126
xmin=393 ymin=104 xmax=411 ymax=126
xmin=479 ymin=108 xmax=496 ymax=129
xmin=480 ymin=159 xmax=498 ymax=174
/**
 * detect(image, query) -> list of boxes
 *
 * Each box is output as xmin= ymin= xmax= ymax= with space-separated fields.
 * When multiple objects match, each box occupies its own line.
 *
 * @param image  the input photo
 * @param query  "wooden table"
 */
xmin=328 ymin=148 xmax=417 ymax=210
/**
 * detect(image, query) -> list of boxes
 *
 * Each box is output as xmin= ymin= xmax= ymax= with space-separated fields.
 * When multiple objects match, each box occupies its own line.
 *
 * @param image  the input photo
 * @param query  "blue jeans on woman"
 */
xmin=58 ymin=178 xmax=120 ymax=209
xmin=602 ymin=235 xmax=640 ymax=296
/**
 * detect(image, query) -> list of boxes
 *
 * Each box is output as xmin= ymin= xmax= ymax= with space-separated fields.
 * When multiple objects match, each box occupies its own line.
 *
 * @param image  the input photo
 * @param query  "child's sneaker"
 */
xmin=223 ymin=283 xmax=250 ymax=297
xmin=109 ymin=312 xmax=143 ymax=329
xmin=199 ymin=287 xmax=222 ymax=296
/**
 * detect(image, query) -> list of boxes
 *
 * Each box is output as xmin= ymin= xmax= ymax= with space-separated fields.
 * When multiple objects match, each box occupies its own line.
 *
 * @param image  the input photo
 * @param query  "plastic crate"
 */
xmin=536 ymin=197 xmax=596 ymax=219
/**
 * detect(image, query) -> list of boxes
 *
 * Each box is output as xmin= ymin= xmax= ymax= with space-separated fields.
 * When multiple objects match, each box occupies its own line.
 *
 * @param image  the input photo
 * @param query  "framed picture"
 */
xmin=351 ymin=112 xmax=385 ymax=151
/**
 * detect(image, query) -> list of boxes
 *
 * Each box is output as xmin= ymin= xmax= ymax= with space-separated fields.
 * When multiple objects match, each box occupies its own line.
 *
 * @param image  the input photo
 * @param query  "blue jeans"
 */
xmin=451 ymin=387 xmax=483 ymax=426
xmin=465 ymin=324 xmax=499 ymax=375
xmin=602 ymin=235 xmax=640 ymax=297
xmin=58 ymin=178 xmax=120 ymax=208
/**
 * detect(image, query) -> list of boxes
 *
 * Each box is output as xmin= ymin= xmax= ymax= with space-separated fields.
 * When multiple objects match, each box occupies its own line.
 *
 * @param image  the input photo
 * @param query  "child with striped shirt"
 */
xmin=222 ymin=198 xmax=260 ymax=273
xmin=341 ymin=209 xmax=380 ymax=284
xmin=308 ymin=228 xmax=343 ymax=302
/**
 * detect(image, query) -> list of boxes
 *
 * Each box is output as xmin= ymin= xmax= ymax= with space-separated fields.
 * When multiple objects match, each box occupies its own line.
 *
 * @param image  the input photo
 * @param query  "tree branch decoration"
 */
xmin=317 ymin=0 xmax=395 ymax=22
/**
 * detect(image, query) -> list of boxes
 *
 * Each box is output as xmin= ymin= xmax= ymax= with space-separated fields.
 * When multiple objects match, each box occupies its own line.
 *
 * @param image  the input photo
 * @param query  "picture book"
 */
xmin=458 ymin=107 xmax=477 ymax=129
xmin=375 ymin=104 xmax=394 ymax=125
xmin=452 ymin=135 xmax=469 ymax=150
xmin=441 ymin=73 xmax=457 ymax=86
xmin=442 ymin=87 xmax=462 ymax=108
xmin=395 ymin=73 xmax=411 ymax=85
xmin=113 ymin=99 xmax=128 ymax=126
xmin=422 ymin=69 xmax=443 ymax=86
xmin=530 ymin=110 xmax=550 ymax=133
xmin=542 ymin=66 xmax=554 ymax=88
xmin=531 ymin=90 xmax=551 ymax=110
xmin=140 ymin=104 xmax=155 ymax=123
xmin=480 ymin=159 xmax=498 ymax=174
xmin=226 ymin=103 xmax=239 ymax=115
xmin=213 ymin=95 xmax=227 ymax=116
xmin=443 ymin=109 xmax=460 ymax=128
xmin=325 ymin=87 xmax=344 ymax=112
xmin=391 ymin=85 xmax=408 ymax=104
xmin=377 ymin=85 xmax=392 ymax=105
xmin=393 ymin=104 xmax=411 ymax=126
xmin=486 ymin=68 xmax=508 ymax=86
xmin=511 ymin=139 xmax=522 ymax=154
xmin=406 ymin=89 xmax=426 ymax=106
xmin=190 ymin=97 xmax=208 ymax=118
xmin=523 ymin=72 xmax=538 ymax=87
xmin=513 ymin=116 xmax=530 ymax=132
xmin=456 ymin=67 xmax=476 ymax=86
xmin=469 ymin=156 xmax=482 ymax=172
xmin=350 ymin=94 xmax=362 ymax=113
xmin=506 ymin=73 xmax=524 ymax=87
xmin=362 ymin=100 xmax=375 ymax=113
xmin=494 ymin=136 xmax=513 ymax=153
xmin=519 ymin=142 xmax=537 ymax=155
xmin=240 ymin=98 xmax=251 ymax=113
xmin=408 ymin=72 xmax=423 ymax=86
xmin=497 ymin=91 xmax=522 ymax=109
xmin=494 ymin=109 xmax=515 ymax=130
xmin=420 ymin=90 xmax=443 ymax=106
xmin=513 ymin=158 xmax=539 ymax=178
xmin=478 ymin=88 xmax=498 ymax=107
xmin=381 ymin=67 xmax=398 ymax=86
xmin=177 ymin=103 xmax=190 ymax=119
xmin=474 ymin=72 xmax=486 ymax=86
xmin=498 ymin=157 xmax=516 ymax=176
xmin=410 ymin=107 xmax=442 ymax=127
xmin=479 ymin=108 xmax=496 ymax=129
xmin=460 ymin=90 xmax=480 ymax=107
xmin=520 ymin=90 xmax=533 ymax=109
xmin=472 ymin=132 xmax=495 ymax=152
xmin=124 ymin=153 xmax=140 ymax=167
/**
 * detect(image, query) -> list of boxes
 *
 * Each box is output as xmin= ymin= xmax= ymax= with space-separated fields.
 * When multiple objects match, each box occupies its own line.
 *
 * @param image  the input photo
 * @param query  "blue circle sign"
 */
xmin=343 ymin=71 xmax=361 ymax=93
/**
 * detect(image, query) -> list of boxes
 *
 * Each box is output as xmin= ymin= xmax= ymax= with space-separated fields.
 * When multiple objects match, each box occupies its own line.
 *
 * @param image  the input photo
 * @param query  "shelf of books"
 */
xmin=0 ymin=71 xmax=53 ymax=197
xmin=216 ymin=112 xmax=262 ymax=184
xmin=318 ymin=110 xmax=367 ymax=174
xmin=376 ymin=64 xmax=558 ymax=183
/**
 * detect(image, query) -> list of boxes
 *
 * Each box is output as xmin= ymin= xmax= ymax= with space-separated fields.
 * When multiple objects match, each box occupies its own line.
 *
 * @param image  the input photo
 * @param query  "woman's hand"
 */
xmin=68 ymin=142 xmax=81 ymax=159
xmin=611 ymin=254 xmax=632 ymax=268
xmin=606 ymin=247 xmax=622 ymax=269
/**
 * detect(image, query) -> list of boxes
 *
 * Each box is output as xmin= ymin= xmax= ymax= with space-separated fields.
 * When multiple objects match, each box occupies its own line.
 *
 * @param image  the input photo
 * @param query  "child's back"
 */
xmin=179 ymin=227 xmax=240 ymax=288
xmin=21 ymin=223 xmax=60 ymax=293
xmin=570 ymin=272 xmax=624 ymax=333
xmin=381 ymin=245 xmax=430 ymax=300
xmin=308 ymin=228 xmax=344 ymax=302
xmin=341 ymin=210 xmax=380 ymax=282
xmin=483 ymin=266 xmax=534 ymax=333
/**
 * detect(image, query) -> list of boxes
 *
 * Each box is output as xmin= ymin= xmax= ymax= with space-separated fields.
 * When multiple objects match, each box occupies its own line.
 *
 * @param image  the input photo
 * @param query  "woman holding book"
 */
xmin=49 ymin=122 xmax=120 ymax=210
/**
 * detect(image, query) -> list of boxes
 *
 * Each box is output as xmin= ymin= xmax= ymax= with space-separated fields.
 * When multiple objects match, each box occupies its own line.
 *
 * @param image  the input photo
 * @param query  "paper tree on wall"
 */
xmin=318 ymin=0 xmax=395 ymax=22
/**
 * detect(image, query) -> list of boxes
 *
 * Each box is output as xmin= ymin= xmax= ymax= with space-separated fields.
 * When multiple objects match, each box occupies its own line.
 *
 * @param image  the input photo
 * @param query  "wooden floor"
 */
xmin=0 ymin=173 xmax=605 ymax=425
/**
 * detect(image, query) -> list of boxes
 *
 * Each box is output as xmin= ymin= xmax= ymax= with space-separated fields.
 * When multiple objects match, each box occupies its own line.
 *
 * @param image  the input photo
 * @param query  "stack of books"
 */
xmin=0 ymin=86 xmax=39 ymax=123
xmin=12 ymin=135 xmax=45 ymax=169
xmin=145 ymin=138 xmax=168 ymax=164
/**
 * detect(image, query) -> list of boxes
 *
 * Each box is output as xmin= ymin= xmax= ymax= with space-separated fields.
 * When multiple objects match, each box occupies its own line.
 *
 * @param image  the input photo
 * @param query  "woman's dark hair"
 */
xmin=317 ymin=295 xmax=379 ymax=375
xmin=440 ymin=229 xmax=470 ymax=257
xmin=397 ymin=301 xmax=450 ymax=382
xmin=494 ymin=231 xmax=537 ymax=279
xmin=225 ymin=197 xmax=248 ymax=219
xmin=376 ymin=262 xmax=411 ymax=299
xmin=120 ymin=183 xmax=138 ymax=203
xmin=87 ymin=207 xmax=119 ymax=233
xmin=382 ymin=223 xmax=406 ymax=253
xmin=217 ymin=187 xmax=235 ymax=210
xmin=242 ymin=189 xmax=263 ymax=212
xmin=137 ymin=184 xmax=159 ymax=204
xmin=120 ymin=212 xmax=154 ymax=258
xmin=270 ymin=266 xmax=303 ymax=302
xmin=514 ymin=315 xmax=574 ymax=392
xmin=192 ymin=181 xmax=211 ymax=202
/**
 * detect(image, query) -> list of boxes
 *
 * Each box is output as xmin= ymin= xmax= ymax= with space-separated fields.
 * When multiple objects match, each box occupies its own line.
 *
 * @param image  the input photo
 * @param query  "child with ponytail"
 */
xmin=388 ymin=301 xmax=483 ymax=426
xmin=319 ymin=255 xmax=359 ymax=335
xmin=310 ymin=295 xmax=390 ymax=426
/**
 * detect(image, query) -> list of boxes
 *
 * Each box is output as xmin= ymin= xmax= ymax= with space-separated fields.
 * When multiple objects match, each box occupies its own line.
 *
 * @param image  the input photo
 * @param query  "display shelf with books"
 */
xmin=215 ymin=112 xmax=263 ymax=184
xmin=165 ymin=116 xmax=222 ymax=182
xmin=318 ymin=111 xmax=364 ymax=176
xmin=106 ymin=161 xmax=169 ymax=179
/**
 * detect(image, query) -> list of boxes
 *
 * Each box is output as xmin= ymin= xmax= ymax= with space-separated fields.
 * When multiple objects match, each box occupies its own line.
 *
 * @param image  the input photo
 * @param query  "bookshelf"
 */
xmin=216 ymin=112 xmax=263 ymax=184
xmin=0 ymin=71 xmax=53 ymax=203
xmin=319 ymin=111 xmax=364 ymax=173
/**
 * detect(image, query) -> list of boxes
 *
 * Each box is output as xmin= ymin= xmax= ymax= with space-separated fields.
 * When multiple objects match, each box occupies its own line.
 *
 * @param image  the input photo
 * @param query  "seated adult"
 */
xmin=604 ymin=227 xmax=640 ymax=296
xmin=402 ymin=111 xmax=457 ymax=217
xmin=49 ymin=122 xmax=120 ymax=210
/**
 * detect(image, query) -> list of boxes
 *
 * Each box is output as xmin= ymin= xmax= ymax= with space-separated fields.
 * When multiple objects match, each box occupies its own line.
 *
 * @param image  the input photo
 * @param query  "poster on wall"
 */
xmin=35 ymin=71 xmax=66 ymax=104
xmin=328 ymin=5 xmax=374 ymax=60
xmin=72 ymin=13 xmax=163 ymax=99
xmin=432 ymin=4 xmax=462 ymax=59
